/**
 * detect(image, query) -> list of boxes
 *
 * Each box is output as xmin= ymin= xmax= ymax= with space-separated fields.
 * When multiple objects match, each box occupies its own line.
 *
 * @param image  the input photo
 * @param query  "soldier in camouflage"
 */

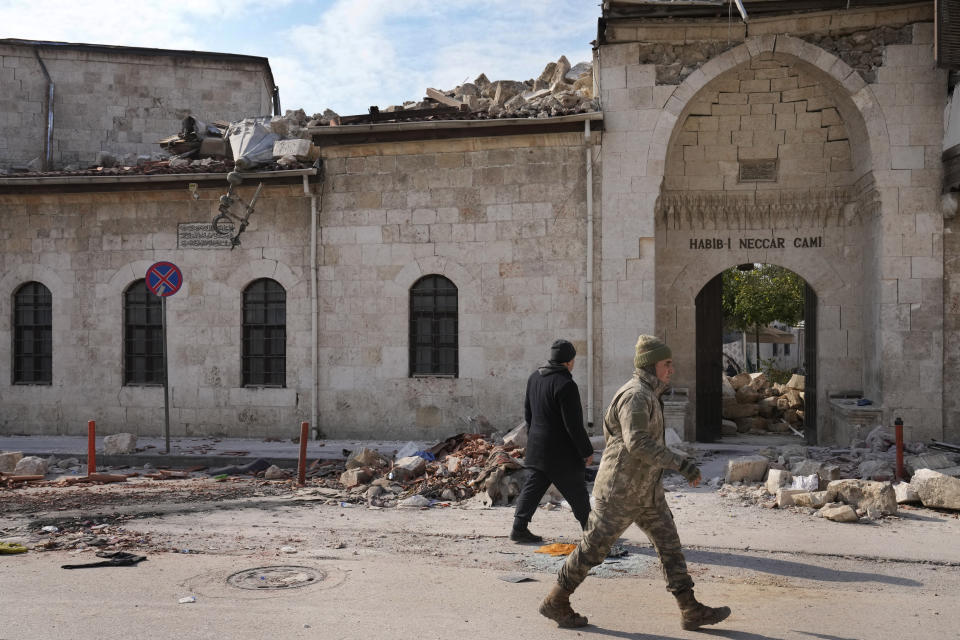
xmin=538 ymin=335 xmax=731 ymax=632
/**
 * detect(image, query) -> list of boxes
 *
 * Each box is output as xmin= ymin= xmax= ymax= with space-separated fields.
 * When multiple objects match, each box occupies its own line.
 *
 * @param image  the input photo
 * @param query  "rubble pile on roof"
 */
xmin=309 ymin=55 xmax=598 ymax=126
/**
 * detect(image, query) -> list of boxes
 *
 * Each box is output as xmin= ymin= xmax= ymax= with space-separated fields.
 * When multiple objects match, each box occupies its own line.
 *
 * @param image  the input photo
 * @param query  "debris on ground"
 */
xmin=723 ymin=372 xmax=806 ymax=436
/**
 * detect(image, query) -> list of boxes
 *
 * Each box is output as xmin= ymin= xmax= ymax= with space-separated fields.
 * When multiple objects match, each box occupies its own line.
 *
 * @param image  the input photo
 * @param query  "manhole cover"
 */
xmin=227 ymin=566 xmax=325 ymax=590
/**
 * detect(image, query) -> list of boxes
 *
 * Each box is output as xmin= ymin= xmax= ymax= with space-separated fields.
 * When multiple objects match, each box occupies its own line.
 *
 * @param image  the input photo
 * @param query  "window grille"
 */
xmin=124 ymin=280 xmax=164 ymax=385
xmin=13 ymin=282 xmax=52 ymax=384
xmin=409 ymin=275 xmax=458 ymax=377
xmin=243 ymin=278 xmax=286 ymax=387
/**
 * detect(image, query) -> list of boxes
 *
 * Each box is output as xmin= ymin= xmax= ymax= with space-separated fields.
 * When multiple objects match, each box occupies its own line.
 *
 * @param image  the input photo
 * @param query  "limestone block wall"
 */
xmin=598 ymin=3 xmax=946 ymax=443
xmin=866 ymin=25 xmax=946 ymax=440
xmin=316 ymin=132 xmax=599 ymax=439
xmin=0 ymin=184 xmax=313 ymax=438
xmin=0 ymin=41 xmax=274 ymax=171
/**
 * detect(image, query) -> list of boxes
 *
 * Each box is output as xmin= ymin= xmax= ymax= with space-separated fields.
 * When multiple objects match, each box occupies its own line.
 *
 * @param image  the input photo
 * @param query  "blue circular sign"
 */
xmin=146 ymin=261 xmax=183 ymax=297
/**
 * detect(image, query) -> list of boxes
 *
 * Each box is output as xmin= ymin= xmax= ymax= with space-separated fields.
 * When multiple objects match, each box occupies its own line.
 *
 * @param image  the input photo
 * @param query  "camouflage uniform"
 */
xmin=558 ymin=368 xmax=694 ymax=594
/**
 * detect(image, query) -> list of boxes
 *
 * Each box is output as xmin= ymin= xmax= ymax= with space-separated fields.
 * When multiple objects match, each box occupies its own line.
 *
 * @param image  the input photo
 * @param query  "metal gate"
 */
xmin=695 ymin=273 xmax=723 ymax=442
xmin=804 ymin=283 xmax=818 ymax=444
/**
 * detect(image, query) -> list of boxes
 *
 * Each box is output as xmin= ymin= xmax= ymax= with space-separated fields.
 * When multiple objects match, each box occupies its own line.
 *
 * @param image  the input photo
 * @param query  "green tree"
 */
xmin=721 ymin=264 xmax=804 ymax=372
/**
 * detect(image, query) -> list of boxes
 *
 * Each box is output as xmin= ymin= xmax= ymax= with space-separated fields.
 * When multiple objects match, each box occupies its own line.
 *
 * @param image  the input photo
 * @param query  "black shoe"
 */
xmin=510 ymin=528 xmax=543 ymax=543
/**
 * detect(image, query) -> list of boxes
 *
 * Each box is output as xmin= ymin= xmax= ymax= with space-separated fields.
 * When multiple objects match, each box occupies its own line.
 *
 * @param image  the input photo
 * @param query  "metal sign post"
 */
xmin=146 ymin=261 xmax=183 ymax=454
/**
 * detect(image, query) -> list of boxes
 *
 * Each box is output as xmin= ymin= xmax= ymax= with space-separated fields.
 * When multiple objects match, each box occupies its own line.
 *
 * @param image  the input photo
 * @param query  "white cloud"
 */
xmin=1 ymin=0 xmax=600 ymax=116
xmin=275 ymin=0 xmax=599 ymax=115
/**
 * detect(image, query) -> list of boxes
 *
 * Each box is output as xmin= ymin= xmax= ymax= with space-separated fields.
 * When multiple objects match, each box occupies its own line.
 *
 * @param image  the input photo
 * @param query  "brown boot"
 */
xmin=675 ymin=589 xmax=731 ymax=631
xmin=539 ymin=583 xmax=588 ymax=628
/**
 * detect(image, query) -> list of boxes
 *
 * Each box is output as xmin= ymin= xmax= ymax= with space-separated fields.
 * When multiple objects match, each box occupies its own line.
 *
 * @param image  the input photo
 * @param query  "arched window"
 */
xmin=243 ymin=278 xmax=286 ymax=387
xmin=124 ymin=279 xmax=164 ymax=385
xmin=409 ymin=275 xmax=458 ymax=377
xmin=13 ymin=282 xmax=52 ymax=384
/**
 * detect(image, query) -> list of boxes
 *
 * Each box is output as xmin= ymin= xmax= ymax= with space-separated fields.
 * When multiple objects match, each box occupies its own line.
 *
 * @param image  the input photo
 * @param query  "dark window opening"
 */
xmin=124 ymin=280 xmax=164 ymax=385
xmin=409 ymin=275 xmax=458 ymax=377
xmin=243 ymin=278 xmax=286 ymax=387
xmin=13 ymin=282 xmax=52 ymax=384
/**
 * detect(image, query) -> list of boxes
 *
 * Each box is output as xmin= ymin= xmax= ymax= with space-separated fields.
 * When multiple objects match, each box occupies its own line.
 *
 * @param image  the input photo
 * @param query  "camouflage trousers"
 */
xmin=558 ymin=496 xmax=694 ymax=595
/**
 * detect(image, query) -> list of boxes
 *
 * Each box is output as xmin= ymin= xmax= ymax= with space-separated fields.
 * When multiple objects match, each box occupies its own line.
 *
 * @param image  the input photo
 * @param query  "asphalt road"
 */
xmin=3 ymin=482 xmax=959 ymax=640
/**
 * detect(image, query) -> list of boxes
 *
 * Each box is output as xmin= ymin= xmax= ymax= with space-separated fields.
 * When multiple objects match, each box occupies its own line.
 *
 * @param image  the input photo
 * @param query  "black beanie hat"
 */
xmin=549 ymin=339 xmax=577 ymax=364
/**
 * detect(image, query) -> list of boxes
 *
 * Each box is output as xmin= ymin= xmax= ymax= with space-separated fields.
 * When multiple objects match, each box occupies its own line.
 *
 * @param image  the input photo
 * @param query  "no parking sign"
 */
xmin=145 ymin=261 xmax=183 ymax=453
xmin=146 ymin=261 xmax=183 ymax=297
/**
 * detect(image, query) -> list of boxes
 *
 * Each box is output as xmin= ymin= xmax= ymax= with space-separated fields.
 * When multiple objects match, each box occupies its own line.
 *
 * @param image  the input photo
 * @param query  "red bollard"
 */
xmin=297 ymin=422 xmax=309 ymax=485
xmin=87 ymin=420 xmax=96 ymax=477
xmin=894 ymin=417 xmax=904 ymax=481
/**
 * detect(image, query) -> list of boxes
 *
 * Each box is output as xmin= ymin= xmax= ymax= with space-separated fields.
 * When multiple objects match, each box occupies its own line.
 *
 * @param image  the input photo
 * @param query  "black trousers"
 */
xmin=513 ymin=466 xmax=591 ymax=530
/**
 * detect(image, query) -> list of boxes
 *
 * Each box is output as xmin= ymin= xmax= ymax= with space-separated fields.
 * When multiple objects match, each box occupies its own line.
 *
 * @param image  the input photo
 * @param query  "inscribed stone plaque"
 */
xmin=739 ymin=159 xmax=778 ymax=182
xmin=178 ymin=222 xmax=234 ymax=249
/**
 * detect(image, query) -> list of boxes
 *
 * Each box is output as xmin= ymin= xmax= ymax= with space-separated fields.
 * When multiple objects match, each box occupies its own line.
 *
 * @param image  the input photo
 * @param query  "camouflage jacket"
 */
xmin=592 ymin=369 xmax=686 ymax=504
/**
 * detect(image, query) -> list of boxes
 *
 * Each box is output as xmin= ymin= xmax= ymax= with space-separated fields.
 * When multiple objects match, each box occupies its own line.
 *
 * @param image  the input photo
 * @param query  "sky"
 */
xmin=0 ymin=0 xmax=601 ymax=116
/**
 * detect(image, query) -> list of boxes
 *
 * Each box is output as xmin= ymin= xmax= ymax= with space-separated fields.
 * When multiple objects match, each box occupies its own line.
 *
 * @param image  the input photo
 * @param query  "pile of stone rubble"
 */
xmin=722 ymin=372 xmax=805 ymax=436
xmin=309 ymin=55 xmax=598 ymax=124
xmin=720 ymin=432 xmax=960 ymax=523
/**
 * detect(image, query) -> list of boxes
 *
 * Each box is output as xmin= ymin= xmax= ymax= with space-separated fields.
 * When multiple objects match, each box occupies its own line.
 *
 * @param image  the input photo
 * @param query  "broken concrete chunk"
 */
xmin=549 ymin=55 xmax=572 ymax=87
xmin=0 ymin=451 xmax=24 ymax=473
xmin=199 ymin=137 xmax=228 ymax=158
xmin=273 ymin=139 xmax=313 ymax=161
xmin=765 ymin=468 xmax=792 ymax=495
xmin=824 ymin=479 xmax=897 ymax=515
xmin=792 ymin=490 xmax=828 ymax=509
xmin=264 ymin=465 xmax=288 ymax=480
xmin=725 ymin=455 xmax=769 ymax=484
xmin=504 ymin=93 xmax=526 ymax=111
xmin=340 ymin=467 xmax=374 ymax=487
xmin=399 ymin=494 xmax=431 ymax=508
xmin=720 ymin=420 xmax=738 ymax=436
xmin=13 ymin=456 xmax=48 ymax=476
xmin=346 ymin=447 xmax=390 ymax=470
xmin=818 ymin=503 xmax=859 ymax=522
xmin=910 ymin=468 xmax=960 ymax=510
xmin=565 ymin=61 xmax=592 ymax=82
xmin=893 ymin=481 xmax=921 ymax=504
xmin=445 ymin=456 xmax=461 ymax=474
xmin=729 ymin=373 xmax=751 ymax=390
xmin=492 ymin=80 xmax=526 ymax=107
xmin=776 ymin=488 xmax=807 ymax=508
xmin=103 ymin=433 xmax=137 ymax=455
xmin=389 ymin=456 xmax=426 ymax=482
xmin=426 ymin=88 xmax=463 ymax=108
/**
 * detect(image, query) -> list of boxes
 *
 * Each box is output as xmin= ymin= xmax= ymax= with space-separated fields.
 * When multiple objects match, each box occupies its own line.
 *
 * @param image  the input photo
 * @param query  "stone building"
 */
xmin=0 ymin=38 xmax=278 ymax=171
xmin=2 ymin=1 xmax=959 ymax=446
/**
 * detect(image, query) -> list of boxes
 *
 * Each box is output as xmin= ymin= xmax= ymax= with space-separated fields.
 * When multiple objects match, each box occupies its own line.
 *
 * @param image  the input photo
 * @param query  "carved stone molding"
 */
xmin=656 ymin=188 xmax=860 ymax=230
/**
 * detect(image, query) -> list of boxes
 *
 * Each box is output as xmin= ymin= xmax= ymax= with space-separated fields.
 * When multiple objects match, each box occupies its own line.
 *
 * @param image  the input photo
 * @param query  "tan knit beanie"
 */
xmin=634 ymin=334 xmax=672 ymax=369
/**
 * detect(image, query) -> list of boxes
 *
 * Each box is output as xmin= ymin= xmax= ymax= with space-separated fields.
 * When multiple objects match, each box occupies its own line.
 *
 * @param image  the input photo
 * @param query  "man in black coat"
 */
xmin=511 ymin=339 xmax=595 ymax=543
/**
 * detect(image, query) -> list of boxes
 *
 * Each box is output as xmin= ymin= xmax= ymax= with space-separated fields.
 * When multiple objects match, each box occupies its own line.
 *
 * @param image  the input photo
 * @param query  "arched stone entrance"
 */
xmin=650 ymin=37 xmax=883 ymax=443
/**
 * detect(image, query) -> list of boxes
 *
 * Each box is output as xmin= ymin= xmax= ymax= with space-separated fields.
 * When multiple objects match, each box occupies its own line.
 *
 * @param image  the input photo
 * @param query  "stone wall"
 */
xmin=0 ymin=183 xmax=314 ymax=438
xmin=598 ymin=2 xmax=947 ymax=444
xmin=0 ymin=41 xmax=274 ymax=171
xmin=0 ymin=131 xmax=600 ymax=440
xmin=316 ymin=132 xmax=599 ymax=439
